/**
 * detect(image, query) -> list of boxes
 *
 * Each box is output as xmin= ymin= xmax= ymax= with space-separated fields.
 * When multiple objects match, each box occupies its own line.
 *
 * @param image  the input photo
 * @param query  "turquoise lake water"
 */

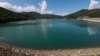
xmin=0 ymin=19 xmax=100 ymax=49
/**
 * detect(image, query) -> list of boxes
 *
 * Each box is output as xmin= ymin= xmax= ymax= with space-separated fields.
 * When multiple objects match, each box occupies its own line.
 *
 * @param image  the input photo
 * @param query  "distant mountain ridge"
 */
xmin=21 ymin=12 xmax=41 ymax=18
xmin=0 ymin=7 xmax=62 ymax=23
xmin=22 ymin=12 xmax=62 ymax=19
xmin=64 ymin=9 xmax=100 ymax=19
xmin=0 ymin=7 xmax=36 ymax=23
xmin=0 ymin=6 xmax=100 ymax=23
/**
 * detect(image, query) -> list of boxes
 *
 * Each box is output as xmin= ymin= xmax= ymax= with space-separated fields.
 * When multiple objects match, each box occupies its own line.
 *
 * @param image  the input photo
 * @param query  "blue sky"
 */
xmin=0 ymin=0 xmax=90 ymax=14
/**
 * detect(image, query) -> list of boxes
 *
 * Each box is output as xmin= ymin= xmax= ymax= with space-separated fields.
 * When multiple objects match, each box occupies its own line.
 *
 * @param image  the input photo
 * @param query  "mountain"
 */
xmin=0 ymin=7 xmax=62 ymax=23
xmin=0 ymin=7 xmax=36 ymax=23
xmin=21 ymin=12 xmax=62 ymax=19
xmin=64 ymin=9 xmax=100 ymax=19
xmin=21 ymin=12 xmax=41 ymax=18
xmin=41 ymin=14 xmax=62 ymax=19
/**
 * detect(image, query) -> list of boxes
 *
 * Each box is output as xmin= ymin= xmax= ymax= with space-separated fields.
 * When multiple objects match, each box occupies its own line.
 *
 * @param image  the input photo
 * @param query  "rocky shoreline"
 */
xmin=80 ymin=18 xmax=100 ymax=22
xmin=1 ymin=43 xmax=100 ymax=56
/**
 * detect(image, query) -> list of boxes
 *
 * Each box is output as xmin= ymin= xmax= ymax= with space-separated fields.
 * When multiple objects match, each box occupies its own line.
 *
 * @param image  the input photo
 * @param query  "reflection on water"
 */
xmin=88 ymin=27 xmax=97 ymax=35
xmin=0 ymin=19 xmax=100 ymax=48
xmin=76 ymin=20 xmax=100 ymax=36
xmin=0 ymin=20 xmax=39 ymax=27
xmin=86 ymin=21 xmax=100 ymax=36
xmin=41 ymin=19 xmax=48 ymax=39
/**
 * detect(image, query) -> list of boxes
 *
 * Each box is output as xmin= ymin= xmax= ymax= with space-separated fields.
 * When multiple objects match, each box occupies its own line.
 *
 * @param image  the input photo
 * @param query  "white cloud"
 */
xmin=55 ymin=12 xmax=69 ymax=16
xmin=60 ymin=13 xmax=69 ymax=16
xmin=0 ymin=1 xmax=53 ymax=14
xmin=39 ymin=0 xmax=53 ymax=14
xmin=45 ymin=11 xmax=53 ymax=14
xmin=0 ymin=2 xmax=38 ymax=12
xmin=39 ymin=0 xmax=47 ymax=14
xmin=88 ymin=0 xmax=100 ymax=9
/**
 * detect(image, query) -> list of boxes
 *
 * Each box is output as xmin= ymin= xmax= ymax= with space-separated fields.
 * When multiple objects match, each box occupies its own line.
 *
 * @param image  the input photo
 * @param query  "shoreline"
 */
xmin=79 ymin=18 xmax=100 ymax=22
xmin=1 ymin=43 xmax=100 ymax=56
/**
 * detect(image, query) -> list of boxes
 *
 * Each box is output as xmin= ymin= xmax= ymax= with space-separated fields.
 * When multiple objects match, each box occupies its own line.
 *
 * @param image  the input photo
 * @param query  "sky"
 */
xmin=0 ymin=0 xmax=100 ymax=15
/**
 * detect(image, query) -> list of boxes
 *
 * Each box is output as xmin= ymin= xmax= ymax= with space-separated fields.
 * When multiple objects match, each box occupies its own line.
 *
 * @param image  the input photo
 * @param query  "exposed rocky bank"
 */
xmin=1 ymin=43 xmax=100 ymax=56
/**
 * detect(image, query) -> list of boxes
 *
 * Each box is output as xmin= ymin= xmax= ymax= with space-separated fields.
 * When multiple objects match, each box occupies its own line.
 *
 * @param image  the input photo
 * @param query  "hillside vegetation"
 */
xmin=64 ymin=9 xmax=100 ymax=19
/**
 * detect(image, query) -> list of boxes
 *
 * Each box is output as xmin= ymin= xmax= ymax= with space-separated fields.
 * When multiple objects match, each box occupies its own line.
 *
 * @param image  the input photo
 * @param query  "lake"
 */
xmin=0 ymin=19 xmax=100 ymax=49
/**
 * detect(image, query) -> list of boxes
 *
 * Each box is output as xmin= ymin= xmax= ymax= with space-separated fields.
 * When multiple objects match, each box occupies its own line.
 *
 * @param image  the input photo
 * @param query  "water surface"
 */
xmin=0 ymin=19 xmax=100 ymax=49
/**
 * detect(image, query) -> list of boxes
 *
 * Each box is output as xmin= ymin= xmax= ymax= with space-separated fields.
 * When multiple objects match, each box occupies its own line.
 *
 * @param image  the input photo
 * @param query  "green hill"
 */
xmin=64 ymin=9 xmax=100 ymax=19
xmin=41 ymin=14 xmax=62 ymax=19
xmin=21 ymin=12 xmax=62 ymax=19
xmin=21 ymin=12 xmax=41 ymax=19
xmin=0 ymin=7 xmax=36 ymax=23
xmin=0 ymin=7 xmax=62 ymax=23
